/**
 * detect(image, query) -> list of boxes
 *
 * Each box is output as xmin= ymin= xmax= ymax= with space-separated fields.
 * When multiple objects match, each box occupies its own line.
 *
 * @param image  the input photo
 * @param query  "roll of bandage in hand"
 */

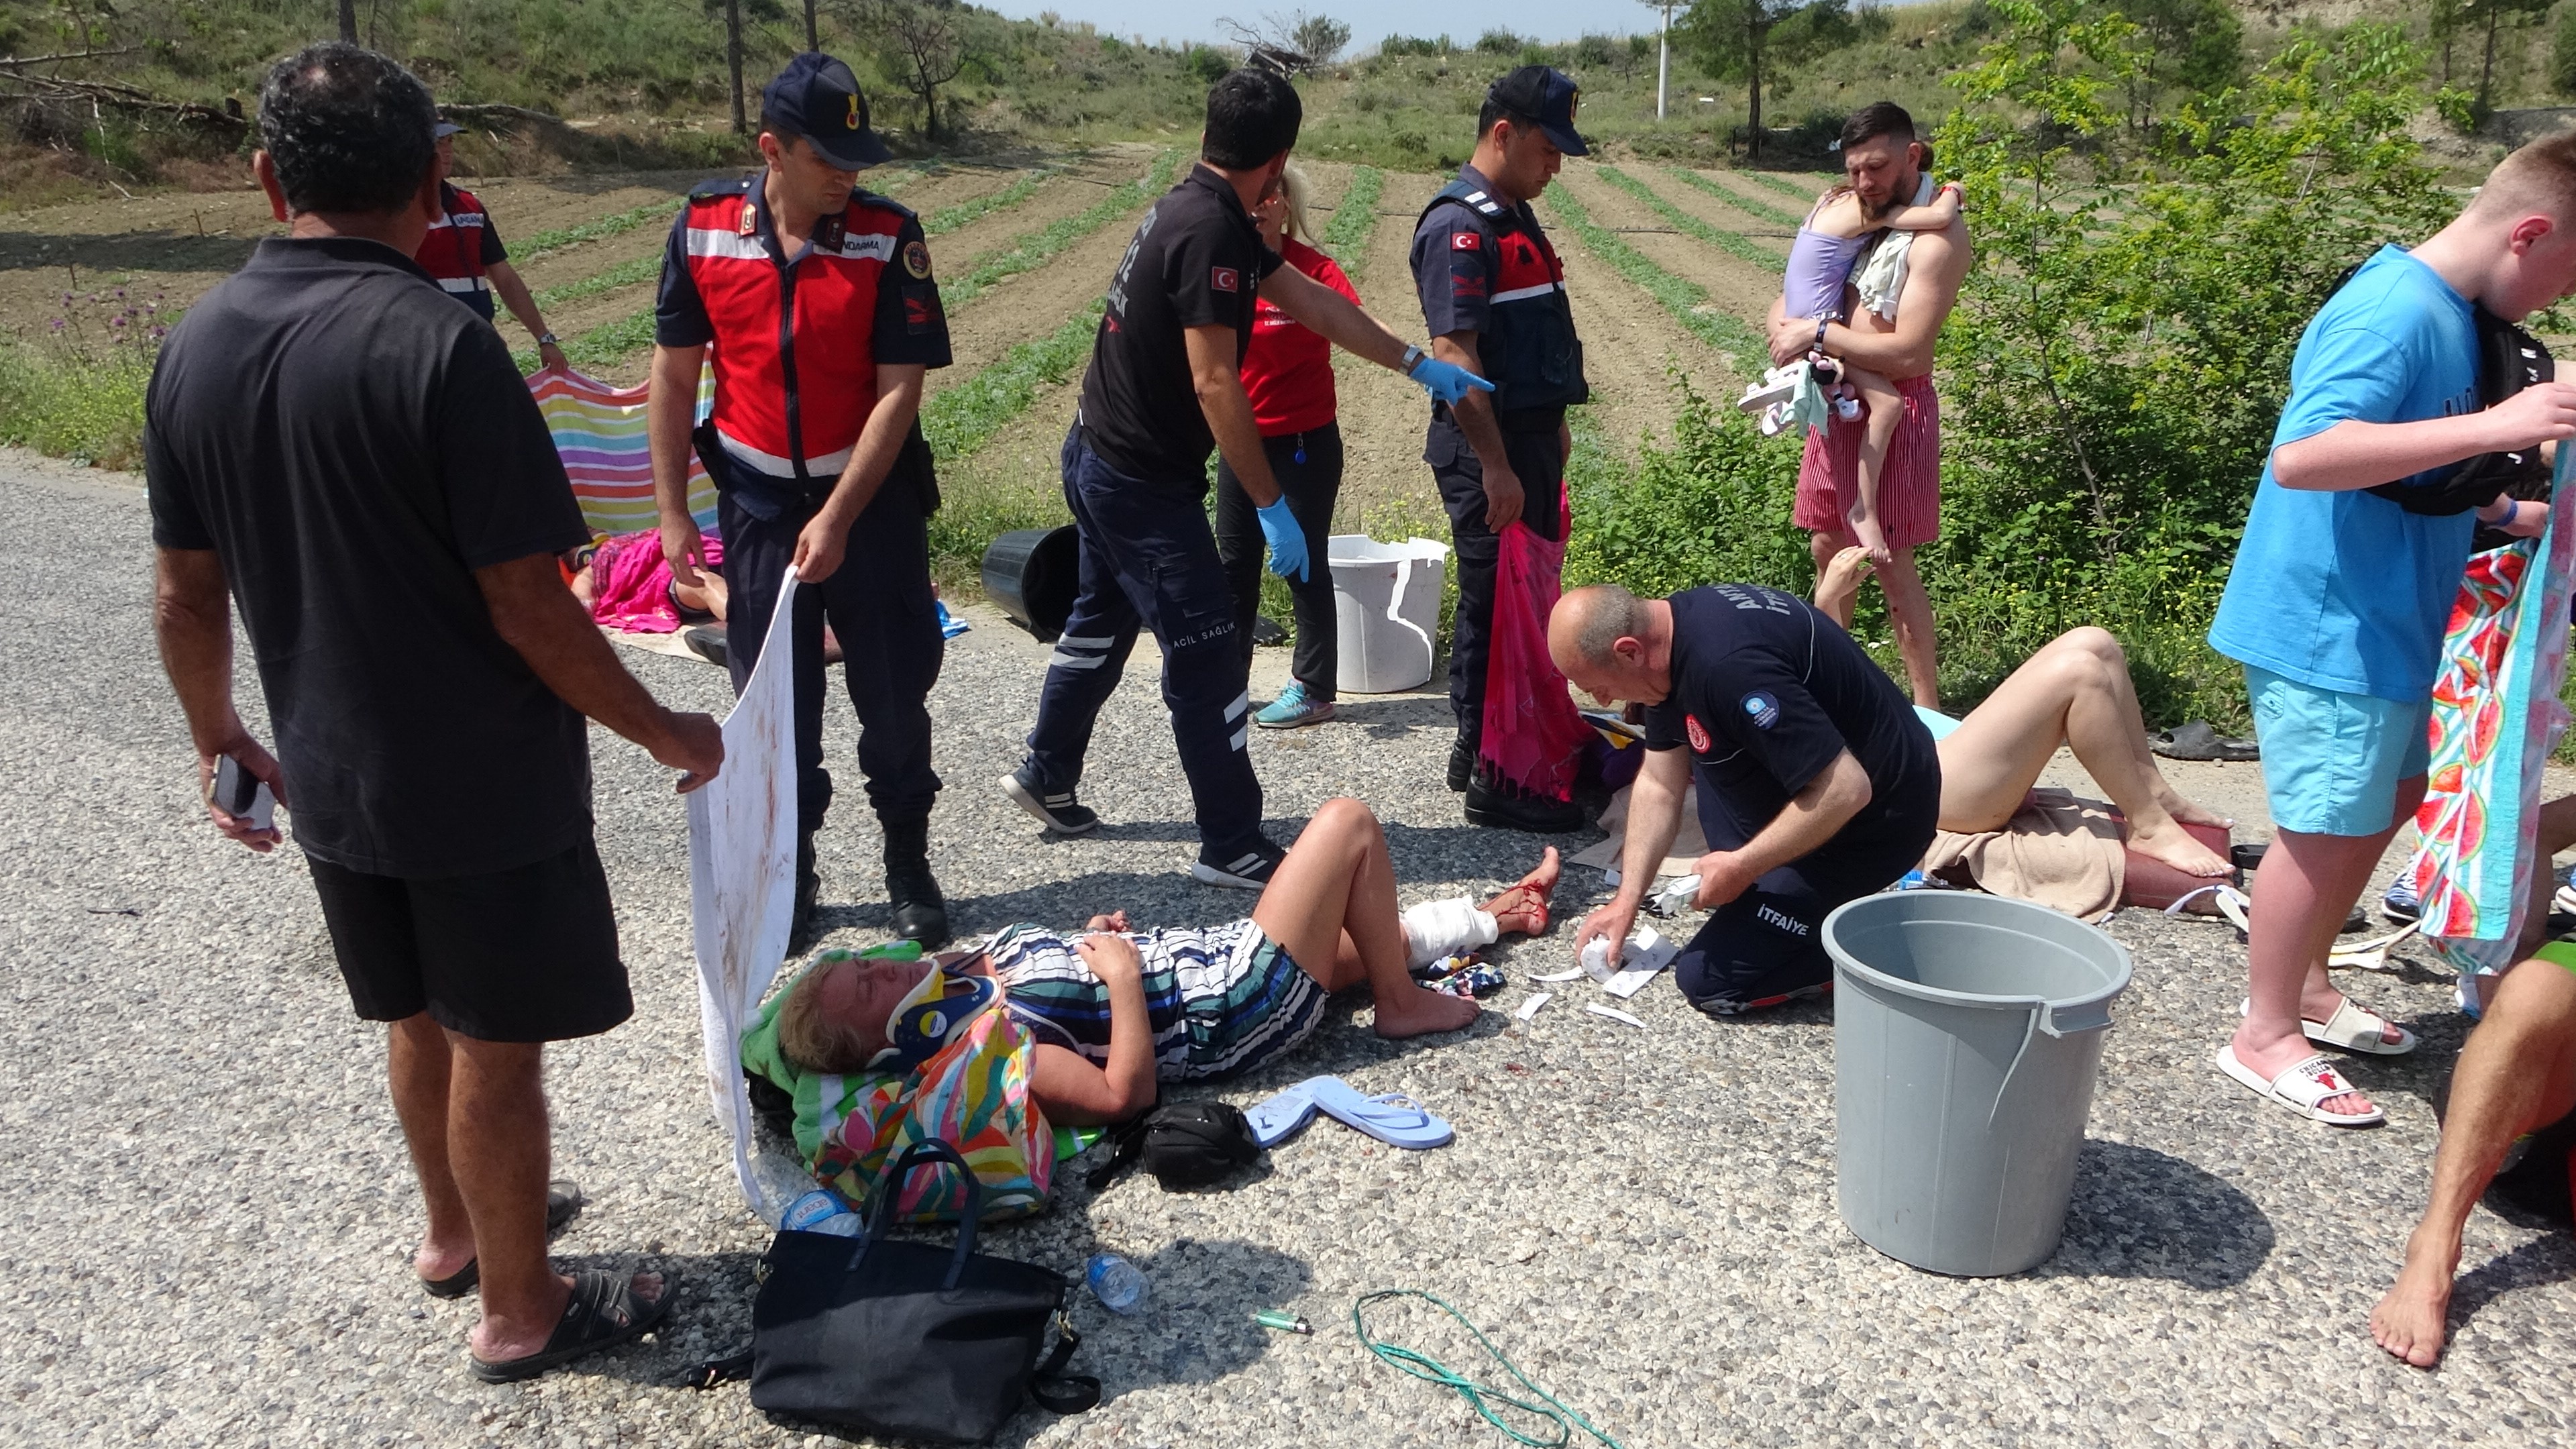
xmin=1400 ymin=897 xmax=1499 ymax=969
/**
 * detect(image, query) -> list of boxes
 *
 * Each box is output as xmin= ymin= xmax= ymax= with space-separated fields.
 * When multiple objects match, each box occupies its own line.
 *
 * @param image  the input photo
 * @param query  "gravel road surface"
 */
xmin=5 ymin=451 xmax=2572 ymax=1448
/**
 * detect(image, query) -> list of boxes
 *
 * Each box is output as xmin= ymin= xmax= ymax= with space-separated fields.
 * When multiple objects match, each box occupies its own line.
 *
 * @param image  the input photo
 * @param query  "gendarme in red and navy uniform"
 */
xmin=413 ymin=180 xmax=506 ymax=321
xmin=1409 ymin=162 xmax=1587 ymax=423
xmin=653 ymin=171 xmax=951 ymax=488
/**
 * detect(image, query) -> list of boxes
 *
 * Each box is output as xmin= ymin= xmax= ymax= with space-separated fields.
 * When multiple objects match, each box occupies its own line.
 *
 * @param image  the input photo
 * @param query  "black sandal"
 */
xmin=468 ymin=1267 xmax=674 ymax=1384
xmin=421 ymin=1180 xmax=583 ymax=1299
xmin=2150 ymin=720 xmax=2260 ymax=763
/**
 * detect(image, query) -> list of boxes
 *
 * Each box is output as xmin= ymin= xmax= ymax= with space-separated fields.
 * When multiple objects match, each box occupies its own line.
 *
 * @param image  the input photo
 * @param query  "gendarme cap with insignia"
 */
xmin=762 ymin=51 xmax=891 ymax=170
xmin=1488 ymin=65 xmax=1590 ymax=157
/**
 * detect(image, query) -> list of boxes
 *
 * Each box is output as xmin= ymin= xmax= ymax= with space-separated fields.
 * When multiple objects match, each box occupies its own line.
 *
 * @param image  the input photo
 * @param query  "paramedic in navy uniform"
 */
xmin=648 ymin=53 xmax=955 ymax=949
xmin=1001 ymin=66 xmax=1493 ymax=890
xmin=1413 ymin=66 xmax=1594 ymax=835
xmin=1550 ymin=581 xmax=1941 ymax=1016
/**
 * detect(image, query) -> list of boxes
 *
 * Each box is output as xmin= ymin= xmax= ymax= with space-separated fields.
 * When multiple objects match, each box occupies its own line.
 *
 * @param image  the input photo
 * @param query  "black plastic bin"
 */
xmin=981 ymin=526 xmax=1080 ymax=643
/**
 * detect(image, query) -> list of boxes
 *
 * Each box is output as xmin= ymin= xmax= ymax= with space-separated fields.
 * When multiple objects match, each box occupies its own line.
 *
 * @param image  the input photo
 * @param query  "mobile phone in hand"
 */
xmin=213 ymin=755 xmax=276 ymax=832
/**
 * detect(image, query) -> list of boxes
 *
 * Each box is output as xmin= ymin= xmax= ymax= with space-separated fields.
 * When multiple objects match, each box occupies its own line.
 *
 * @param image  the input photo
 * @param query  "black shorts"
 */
xmin=305 ymin=837 xmax=631 ymax=1042
xmin=1674 ymin=786 xmax=1939 ymax=1016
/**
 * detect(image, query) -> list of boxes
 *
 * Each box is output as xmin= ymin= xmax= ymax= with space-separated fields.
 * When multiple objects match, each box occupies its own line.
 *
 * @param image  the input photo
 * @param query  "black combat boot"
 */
xmin=883 ymin=818 xmax=951 ymax=949
xmin=788 ymin=830 xmax=822 ymax=954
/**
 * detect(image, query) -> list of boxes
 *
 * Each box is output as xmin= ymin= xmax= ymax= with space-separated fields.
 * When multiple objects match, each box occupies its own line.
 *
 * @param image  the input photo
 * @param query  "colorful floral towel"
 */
xmin=808 ymin=1002 xmax=1057 ymax=1224
xmin=2404 ymin=464 xmax=2576 ymax=982
xmin=528 ymin=364 xmax=718 ymax=538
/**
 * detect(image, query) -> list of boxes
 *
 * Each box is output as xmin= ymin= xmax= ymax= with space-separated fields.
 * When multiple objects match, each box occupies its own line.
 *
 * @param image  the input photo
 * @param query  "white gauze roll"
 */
xmin=1401 ymin=896 xmax=1497 ymax=968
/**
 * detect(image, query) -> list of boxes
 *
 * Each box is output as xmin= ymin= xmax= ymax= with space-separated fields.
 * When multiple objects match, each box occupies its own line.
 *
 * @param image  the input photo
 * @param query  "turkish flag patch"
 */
xmin=1452 ymin=231 xmax=1481 ymax=251
xmin=1211 ymin=266 xmax=1239 ymax=292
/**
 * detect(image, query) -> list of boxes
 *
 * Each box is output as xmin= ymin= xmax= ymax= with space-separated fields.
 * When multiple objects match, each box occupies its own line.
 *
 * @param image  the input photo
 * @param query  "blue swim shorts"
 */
xmin=2245 ymin=665 xmax=2431 ymax=837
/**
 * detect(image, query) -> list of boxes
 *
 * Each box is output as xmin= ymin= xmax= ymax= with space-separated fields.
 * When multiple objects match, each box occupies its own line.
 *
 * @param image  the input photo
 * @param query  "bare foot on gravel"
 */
xmin=2370 ymin=1234 xmax=2459 ymax=1368
xmin=1373 ymin=984 xmax=1482 ymax=1039
xmin=1481 ymin=847 xmax=1562 ymax=936
xmin=2128 ymin=816 xmax=2233 ymax=878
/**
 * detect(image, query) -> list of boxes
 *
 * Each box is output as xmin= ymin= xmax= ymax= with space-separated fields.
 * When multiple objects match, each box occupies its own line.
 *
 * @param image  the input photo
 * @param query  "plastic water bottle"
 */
xmin=782 ymin=1188 xmax=863 ymax=1237
xmin=750 ymin=1150 xmax=820 ymax=1230
xmin=1085 ymin=1252 xmax=1147 ymax=1315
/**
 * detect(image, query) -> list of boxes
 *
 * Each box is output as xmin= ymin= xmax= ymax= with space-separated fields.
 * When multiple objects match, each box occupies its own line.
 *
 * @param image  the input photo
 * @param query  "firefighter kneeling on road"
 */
xmin=649 ymin=52 xmax=954 ymax=949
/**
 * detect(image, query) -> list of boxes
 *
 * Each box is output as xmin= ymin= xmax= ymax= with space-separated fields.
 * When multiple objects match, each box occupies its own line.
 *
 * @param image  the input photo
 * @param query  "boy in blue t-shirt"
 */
xmin=2207 ymin=135 xmax=2576 ymax=1127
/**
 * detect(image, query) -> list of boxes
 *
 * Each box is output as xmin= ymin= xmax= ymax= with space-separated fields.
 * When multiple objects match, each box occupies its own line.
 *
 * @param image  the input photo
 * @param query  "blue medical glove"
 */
xmin=1407 ymin=355 xmax=1496 ymax=407
xmin=1257 ymin=496 xmax=1309 ymax=582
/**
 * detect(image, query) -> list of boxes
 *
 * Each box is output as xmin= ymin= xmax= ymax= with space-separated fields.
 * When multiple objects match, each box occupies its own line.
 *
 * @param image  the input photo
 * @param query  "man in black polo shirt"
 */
xmin=146 ymin=44 xmax=720 ymax=1382
xmin=1550 ymin=582 xmax=1939 ymax=1014
xmin=1414 ymin=66 xmax=1593 ymax=834
xmin=1002 ymin=67 xmax=1490 ymax=888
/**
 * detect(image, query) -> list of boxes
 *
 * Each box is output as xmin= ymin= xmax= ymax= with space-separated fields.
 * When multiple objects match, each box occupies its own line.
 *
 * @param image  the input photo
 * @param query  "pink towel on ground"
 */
xmin=588 ymin=529 xmax=723 ymax=635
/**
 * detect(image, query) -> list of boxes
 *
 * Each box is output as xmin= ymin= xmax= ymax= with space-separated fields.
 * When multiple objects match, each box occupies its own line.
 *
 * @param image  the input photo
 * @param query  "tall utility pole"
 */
xmin=338 ymin=0 xmax=358 ymax=43
xmin=804 ymin=0 xmax=819 ymax=51
xmin=1647 ymin=0 xmax=1677 ymax=120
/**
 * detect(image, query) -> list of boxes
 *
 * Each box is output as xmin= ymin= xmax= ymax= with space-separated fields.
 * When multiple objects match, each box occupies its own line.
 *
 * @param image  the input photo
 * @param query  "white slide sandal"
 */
xmin=2237 ymin=996 xmax=2420 ymax=1057
xmin=2215 ymin=1044 xmax=2385 ymax=1126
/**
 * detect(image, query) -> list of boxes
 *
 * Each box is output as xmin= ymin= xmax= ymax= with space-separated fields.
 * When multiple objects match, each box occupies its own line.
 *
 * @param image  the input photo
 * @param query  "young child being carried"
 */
xmin=1741 ymin=178 xmax=1962 ymax=564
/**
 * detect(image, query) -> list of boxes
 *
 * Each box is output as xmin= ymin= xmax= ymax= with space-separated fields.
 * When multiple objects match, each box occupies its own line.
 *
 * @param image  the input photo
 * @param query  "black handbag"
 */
xmin=1084 ymin=1099 xmax=1263 ymax=1191
xmin=706 ymin=1140 xmax=1098 ymax=1443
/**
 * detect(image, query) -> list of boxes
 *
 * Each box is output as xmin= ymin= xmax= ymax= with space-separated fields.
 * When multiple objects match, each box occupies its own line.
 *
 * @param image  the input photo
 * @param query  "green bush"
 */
xmin=0 ymin=339 xmax=156 ymax=470
xmin=1919 ymin=2 xmax=2460 ymax=725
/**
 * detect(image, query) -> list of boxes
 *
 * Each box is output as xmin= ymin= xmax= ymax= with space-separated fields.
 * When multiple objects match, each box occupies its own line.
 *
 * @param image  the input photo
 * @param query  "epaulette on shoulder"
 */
xmin=687 ymin=174 xmax=756 ymax=203
xmin=851 ymin=189 xmax=916 ymax=222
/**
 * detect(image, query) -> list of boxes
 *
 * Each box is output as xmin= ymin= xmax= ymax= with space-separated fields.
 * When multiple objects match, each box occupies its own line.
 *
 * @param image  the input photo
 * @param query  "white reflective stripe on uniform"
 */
xmin=1049 ymin=649 xmax=1107 ymax=670
xmin=1489 ymin=282 xmax=1564 ymax=305
xmin=436 ymin=276 xmax=488 ymax=292
xmin=716 ymin=428 xmax=854 ymax=478
xmin=1225 ymin=691 xmax=1250 ymax=720
xmin=1057 ymin=634 xmax=1114 ymax=650
xmin=1229 ymin=724 xmax=1250 ymax=751
xmin=686 ymin=227 xmax=773 ymax=261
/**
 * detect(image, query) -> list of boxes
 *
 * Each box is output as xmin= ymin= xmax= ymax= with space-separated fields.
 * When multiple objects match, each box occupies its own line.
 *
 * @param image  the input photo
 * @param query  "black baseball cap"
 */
xmin=761 ymin=52 xmax=891 ymax=170
xmin=1488 ymin=66 xmax=1589 ymax=157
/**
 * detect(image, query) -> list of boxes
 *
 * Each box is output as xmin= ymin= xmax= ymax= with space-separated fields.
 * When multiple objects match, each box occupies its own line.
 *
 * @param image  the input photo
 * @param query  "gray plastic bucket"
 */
xmin=1823 ymin=892 xmax=2132 ymax=1277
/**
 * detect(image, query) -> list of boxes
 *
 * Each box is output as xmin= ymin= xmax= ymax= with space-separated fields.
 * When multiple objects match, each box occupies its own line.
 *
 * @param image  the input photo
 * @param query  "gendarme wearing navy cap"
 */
xmin=648 ymin=51 xmax=953 ymax=949
xmin=1409 ymin=64 xmax=1594 ymax=834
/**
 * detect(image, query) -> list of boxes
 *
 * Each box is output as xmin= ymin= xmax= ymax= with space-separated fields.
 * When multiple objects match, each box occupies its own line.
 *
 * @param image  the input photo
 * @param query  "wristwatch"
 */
xmin=1401 ymin=342 xmax=1427 ymax=376
xmin=535 ymin=331 xmax=560 ymax=347
xmin=1813 ymin=318 xmax=1830 ymax=352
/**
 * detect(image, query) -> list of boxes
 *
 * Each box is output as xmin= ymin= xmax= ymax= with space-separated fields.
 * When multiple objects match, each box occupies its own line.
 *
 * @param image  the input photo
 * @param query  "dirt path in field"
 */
xmin=1553 ymin=164 xmax=1782 ymax=360
xmin=932 ymin=148 xmax=1173 ymax=385
xmin=1326 ymin=170 xmax=1441 ymax=525
xmin=1646 ymin=167 xmax=1800 ymax=258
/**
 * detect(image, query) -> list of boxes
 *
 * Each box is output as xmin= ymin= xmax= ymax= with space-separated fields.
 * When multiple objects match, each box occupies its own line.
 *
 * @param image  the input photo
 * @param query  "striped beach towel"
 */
xmin=528 ymin=364 xmax=719 ymax=537
xmin=2404 ymin=462 xmax=2576 ymax=987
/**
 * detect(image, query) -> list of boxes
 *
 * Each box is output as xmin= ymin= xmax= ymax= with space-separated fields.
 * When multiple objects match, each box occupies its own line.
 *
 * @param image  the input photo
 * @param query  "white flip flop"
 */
xmin=2237 ymin=996 xmax=2418 ymax=1056
xmin=2329 ymin=920 xmax=2420 ymax=972
xmin=2215 ymin=1044 xmax=2385 ymax=1126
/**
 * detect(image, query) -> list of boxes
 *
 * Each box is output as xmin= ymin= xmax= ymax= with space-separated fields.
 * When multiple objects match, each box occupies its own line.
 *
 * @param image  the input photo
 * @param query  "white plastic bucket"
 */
xmin=1327 ymin=535 xmax=1448 ymax=694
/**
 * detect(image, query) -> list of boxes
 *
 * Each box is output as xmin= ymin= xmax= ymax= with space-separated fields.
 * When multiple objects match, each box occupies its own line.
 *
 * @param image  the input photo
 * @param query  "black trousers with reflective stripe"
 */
xmin=718 ymin=476 xmax=944 ymax=836
xmin=1022 ymin=426 xmax=1263 ymax=857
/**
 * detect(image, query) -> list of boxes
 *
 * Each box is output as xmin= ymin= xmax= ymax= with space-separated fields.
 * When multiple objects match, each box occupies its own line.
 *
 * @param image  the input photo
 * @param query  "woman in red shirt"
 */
xmin=1214 ymin=164 xmax=1362 ymax=729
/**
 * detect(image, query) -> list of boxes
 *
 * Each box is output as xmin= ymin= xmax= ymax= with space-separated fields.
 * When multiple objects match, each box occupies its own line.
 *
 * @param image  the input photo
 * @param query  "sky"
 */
xmin=979 ymin=1 xmax=1674 ymax=51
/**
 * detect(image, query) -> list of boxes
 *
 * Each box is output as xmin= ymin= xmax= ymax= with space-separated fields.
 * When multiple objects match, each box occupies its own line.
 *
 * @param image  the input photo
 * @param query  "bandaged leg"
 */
xmin=1401 ymin=897 xmax=1498 ymax=968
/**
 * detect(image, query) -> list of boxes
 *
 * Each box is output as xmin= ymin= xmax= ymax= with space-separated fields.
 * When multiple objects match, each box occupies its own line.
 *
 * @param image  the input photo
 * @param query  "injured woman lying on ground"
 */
xmin=762 ymin=798 xmax=1561 ymax=1124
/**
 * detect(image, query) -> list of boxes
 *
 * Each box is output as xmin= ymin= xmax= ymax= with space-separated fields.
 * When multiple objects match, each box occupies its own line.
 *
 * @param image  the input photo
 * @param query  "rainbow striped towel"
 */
xmin=2404 ymin=458 xmax=2576 ymax=987
xmin=529 ymin=364 xmax=718 ymax=537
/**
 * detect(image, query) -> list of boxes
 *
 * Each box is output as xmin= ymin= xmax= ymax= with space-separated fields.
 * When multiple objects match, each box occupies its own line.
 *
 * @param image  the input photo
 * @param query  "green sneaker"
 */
xmin=1254 ymin=680 xmax=1335 ymax=729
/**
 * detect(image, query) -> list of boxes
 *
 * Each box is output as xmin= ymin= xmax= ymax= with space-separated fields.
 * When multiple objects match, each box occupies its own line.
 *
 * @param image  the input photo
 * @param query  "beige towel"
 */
xmin=1921 ymin=788 xmax=2127 ymax=922
xmin=1570 ymin=781 xmax=1711 ymax=878
xmin=1851 ymin=172 xmax=1937 ymax=321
